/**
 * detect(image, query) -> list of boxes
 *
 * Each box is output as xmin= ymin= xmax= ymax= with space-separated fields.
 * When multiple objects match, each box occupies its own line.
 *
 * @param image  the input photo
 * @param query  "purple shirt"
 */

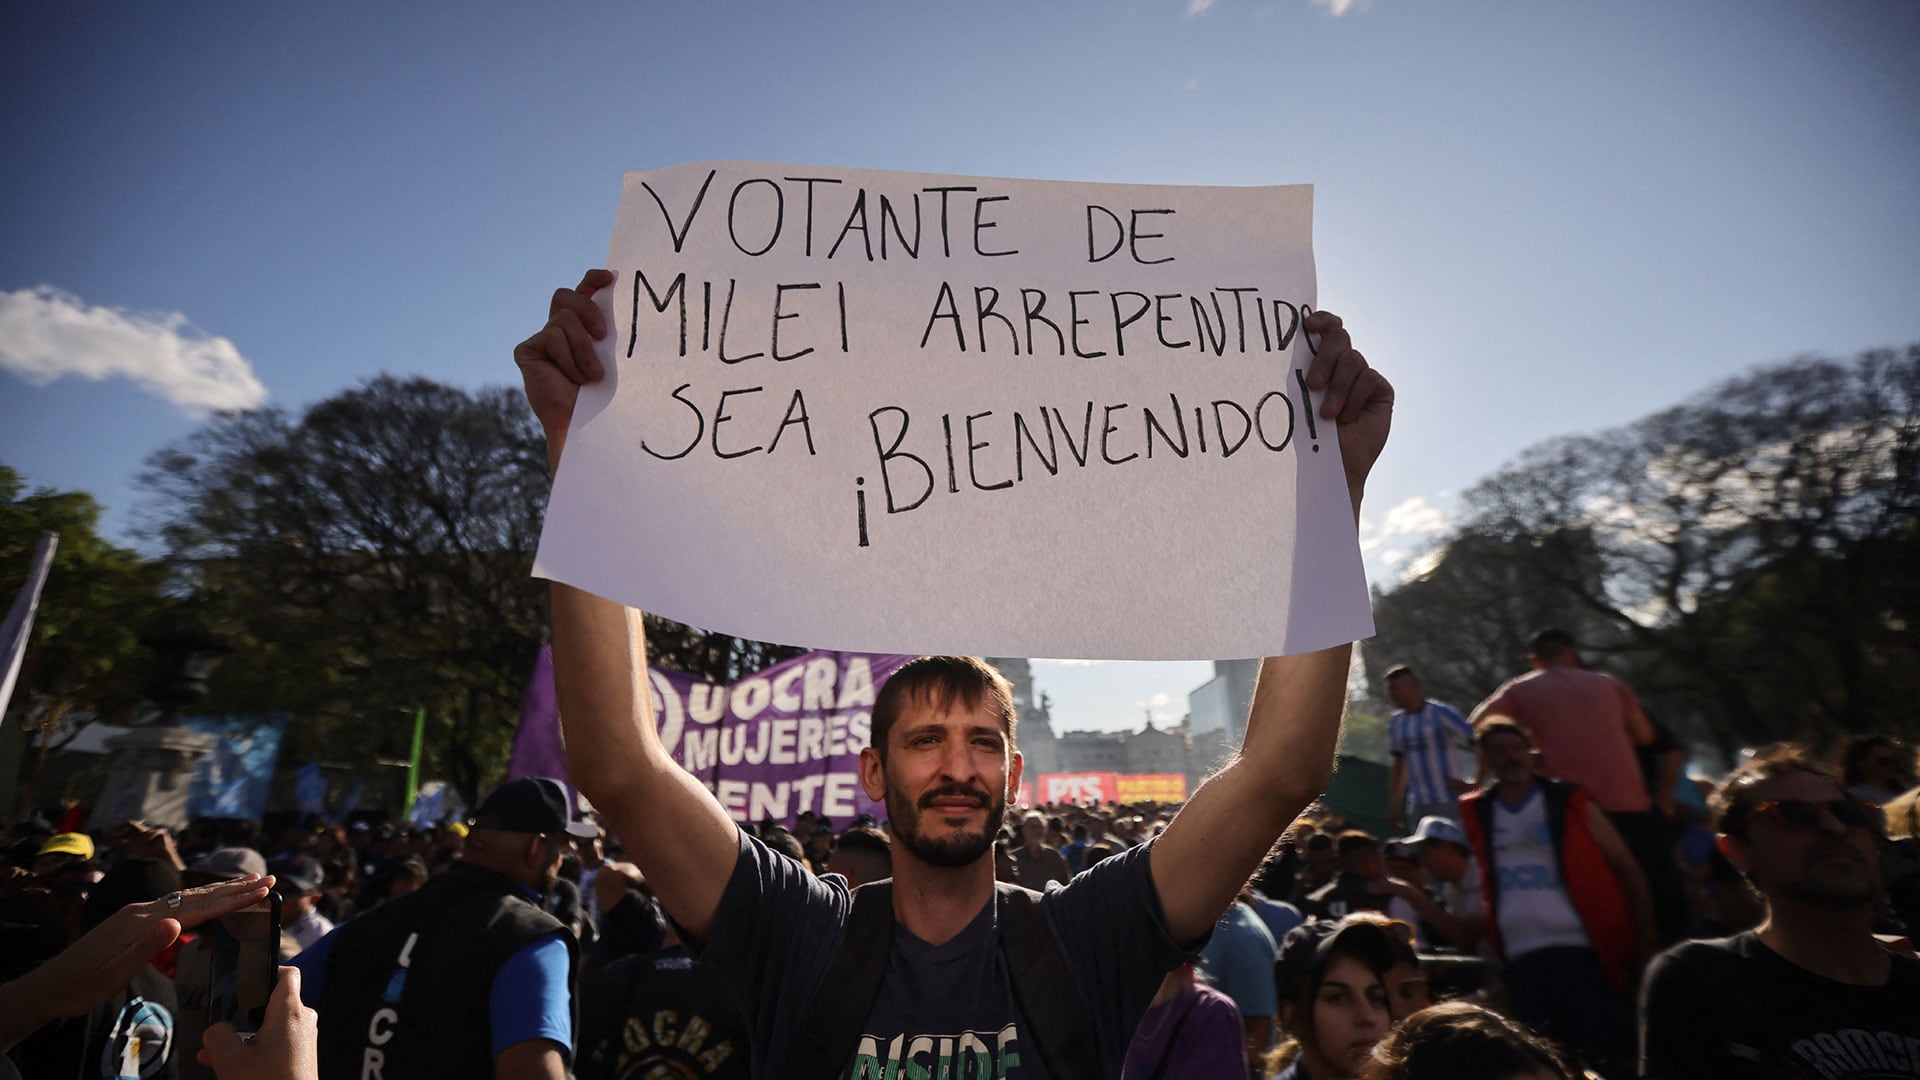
xmin=1121 ymin=978 xmax=1248 ymax=1080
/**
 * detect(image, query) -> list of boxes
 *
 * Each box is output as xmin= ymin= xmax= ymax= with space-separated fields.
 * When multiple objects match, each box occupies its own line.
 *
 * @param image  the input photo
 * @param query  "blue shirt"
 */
xmin=292 ymin=925 xmax=573 ymax=1059
xmin=1196 ymin=901 xmax=1278 ymax=1020
xmin=1248 ymin=893 xmax=1305 ymax=947
xmin=1390 ymin=700 xmax=1473 ymax=806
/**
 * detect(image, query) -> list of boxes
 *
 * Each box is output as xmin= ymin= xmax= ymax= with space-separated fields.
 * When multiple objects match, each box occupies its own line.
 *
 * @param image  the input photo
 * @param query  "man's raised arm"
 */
xmin=1150 ymin=310 xmax=1393 ymax=946
xmin=515 ymin=270 xmax=740 ymax=943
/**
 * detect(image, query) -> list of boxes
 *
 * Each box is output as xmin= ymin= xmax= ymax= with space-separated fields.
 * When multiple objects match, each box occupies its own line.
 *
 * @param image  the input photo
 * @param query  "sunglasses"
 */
xmin=1749 ymin=799 xmax=1883 ymax=831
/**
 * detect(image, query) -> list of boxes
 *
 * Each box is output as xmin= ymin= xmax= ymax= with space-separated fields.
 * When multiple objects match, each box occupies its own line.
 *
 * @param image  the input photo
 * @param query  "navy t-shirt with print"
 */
xmin=693 ymin=826 xmax=1199 ymax=1079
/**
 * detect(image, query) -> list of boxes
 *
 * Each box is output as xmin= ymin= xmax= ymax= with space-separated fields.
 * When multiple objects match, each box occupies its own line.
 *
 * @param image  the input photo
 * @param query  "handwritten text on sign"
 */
xmin=534 ymin=162 xmax=1374 ymax=659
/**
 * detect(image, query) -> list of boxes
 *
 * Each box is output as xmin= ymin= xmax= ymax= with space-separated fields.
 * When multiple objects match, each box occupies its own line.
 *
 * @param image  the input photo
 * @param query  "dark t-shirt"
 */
xmin=576 ymin=944 xmax=750 ymax=1080
xmin=1640 ymin=931 xmax=1920 ymax=1078
xmin=1302 ymin=872 xmax=1392 ymax=922
xmin=694 ymin=827 xmax=1197 ymax=1080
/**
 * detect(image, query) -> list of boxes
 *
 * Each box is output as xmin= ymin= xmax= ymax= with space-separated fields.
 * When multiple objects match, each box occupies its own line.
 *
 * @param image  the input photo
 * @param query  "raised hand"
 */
xmin=513 ymin=268 xmax=615 ymax=473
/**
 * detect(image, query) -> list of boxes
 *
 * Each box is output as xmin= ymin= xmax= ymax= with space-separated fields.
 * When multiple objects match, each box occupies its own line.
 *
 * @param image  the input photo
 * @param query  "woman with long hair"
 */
xmin=1262 ymin=919 xmax=1397 ymax=1080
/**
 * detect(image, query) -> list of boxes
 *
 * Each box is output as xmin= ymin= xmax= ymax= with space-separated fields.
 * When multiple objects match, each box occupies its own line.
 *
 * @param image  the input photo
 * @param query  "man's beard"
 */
xmin=887 ymin=779 xmax=1006 ymax=868
xmin=1772 ymin=840 xmax=1879 ymax=905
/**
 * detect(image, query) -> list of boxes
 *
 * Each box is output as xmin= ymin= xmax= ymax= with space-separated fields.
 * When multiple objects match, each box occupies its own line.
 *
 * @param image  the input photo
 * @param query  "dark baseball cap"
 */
xmin=1276 ymin=918 xmax=1399 ymax=999
xmin=471 ymin=777 xmax=597 ymax=839
xmin=270 ymin=854 xmax=325 ymax=896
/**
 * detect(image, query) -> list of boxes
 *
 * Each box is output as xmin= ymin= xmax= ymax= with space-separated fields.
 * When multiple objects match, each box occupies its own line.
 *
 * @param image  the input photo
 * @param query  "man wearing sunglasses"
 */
xmin=1640 ymin=745 xmax=1920 ymax=1079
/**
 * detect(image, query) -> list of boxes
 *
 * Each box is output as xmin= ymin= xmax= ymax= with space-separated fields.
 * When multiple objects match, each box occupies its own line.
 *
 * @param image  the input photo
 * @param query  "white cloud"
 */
xmin=1359 ymin=494 xmax=1449 ymax=555
xmin=1185 ymin=77 xmax=1201 ymax=92
xmin=1311 ymin=0 xmax=1373 ymax=14
xmin=0 ymin=286 xmax=268 ymax=416
xmin=1187 ymin=0 xmax=1216 ymax=16
xmin=1401 ymin=548 xmax=1444 ymax=580
xmin=1133 ymin=690 xmax=1178 ymax=724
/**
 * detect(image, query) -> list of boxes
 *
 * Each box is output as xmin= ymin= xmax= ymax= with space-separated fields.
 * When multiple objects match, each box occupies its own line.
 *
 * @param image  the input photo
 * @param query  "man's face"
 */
xmin=1725 ymin=772 xmax=1881 ymax=906
xmin=1481 ymin=732 xmax=1537 ymax=786
xmin=30 ymin=852 xmax=79 ymax=879
xmin=1348 ymin=847 xmax=1386 ymax=881
xmin=1021 ymin=816 xmax=1045 ymax=845
xmin=1386 ymin=675 xmax=1423 ymax=712
xmin=1419 ymin=842 xmax=1467 ymax=885
xmin=531 ymin=834 xmax=569 ymax=893
xmin=1864 ymin=745 xmax=1910 ymax=790
xmin=1306 ymin=845 xmax=1337 ymax=876
xmin=861 ymin=697 xmax=1019 ymax=869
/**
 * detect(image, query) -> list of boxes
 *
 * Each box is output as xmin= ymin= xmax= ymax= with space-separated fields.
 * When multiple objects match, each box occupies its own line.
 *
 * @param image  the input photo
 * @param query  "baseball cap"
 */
xmin=270 ymin=854 xmax=325 ymax=896
xmin=1275 ymin=918 xmax=1399 ymax=999
xmin=37 ymin=832 xmax=95 ymax=860
xmin=1400 ymin=815 xmax=1468 ymax=849
xmin=186 ymin=846 xmax=269 ymax=883
xmin=470 ymin=777 xmax=598 ymax=839
xmin=1383 ymin=840 xmax=1420 ymax=862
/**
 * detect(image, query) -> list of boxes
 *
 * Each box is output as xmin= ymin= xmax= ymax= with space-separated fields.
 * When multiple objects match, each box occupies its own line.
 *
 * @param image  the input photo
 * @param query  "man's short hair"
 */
xmin=1712 ymin=743 xmax=1844 ymax=840
xmin=870 ymin=656 xmax=1016 ymax=762
xmin=1475 ymin=718 xmax=1531 ymax=748
xmin=836 ymin=824 xmax=891 ymax=854
xmin=1528 ymin=628 xmax=1577 ymax=662
xmin=1336 ymin=830 xmax=1380 ymax=864
xmin=1383 ymin=665 xmax=1416 ymax=683
xmin=763 ymin=828 xmax=808 ymax=865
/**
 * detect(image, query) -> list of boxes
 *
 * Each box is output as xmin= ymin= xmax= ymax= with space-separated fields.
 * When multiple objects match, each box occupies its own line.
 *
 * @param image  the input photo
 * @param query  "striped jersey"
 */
xmin=1390 ymin=700 xmax=1473 ymax=805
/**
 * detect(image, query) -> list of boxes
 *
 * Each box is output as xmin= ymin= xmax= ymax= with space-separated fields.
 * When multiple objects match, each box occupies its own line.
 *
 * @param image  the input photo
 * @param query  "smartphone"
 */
xmin=210 ymin=889 xmax=282 ymax=1034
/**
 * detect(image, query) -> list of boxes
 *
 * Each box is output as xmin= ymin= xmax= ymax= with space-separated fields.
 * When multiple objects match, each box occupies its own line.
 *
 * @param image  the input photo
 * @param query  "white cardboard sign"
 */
xmin=534 ymin=161 xmax=1373 ymax=659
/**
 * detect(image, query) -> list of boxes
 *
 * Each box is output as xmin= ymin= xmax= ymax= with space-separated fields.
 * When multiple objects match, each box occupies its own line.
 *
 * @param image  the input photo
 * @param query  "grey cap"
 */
xmin=185 ymin=846 xmax=268 ymax=883
xmin=1400 ymin=815 xmax=1468 ymax=849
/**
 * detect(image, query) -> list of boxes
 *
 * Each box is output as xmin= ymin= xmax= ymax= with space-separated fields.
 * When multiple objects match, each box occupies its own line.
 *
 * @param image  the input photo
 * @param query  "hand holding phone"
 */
xmin=211 ymin=890 xmax=282 ymax=1034
xmin=199 ymin=965 xmax=319 ymax=1080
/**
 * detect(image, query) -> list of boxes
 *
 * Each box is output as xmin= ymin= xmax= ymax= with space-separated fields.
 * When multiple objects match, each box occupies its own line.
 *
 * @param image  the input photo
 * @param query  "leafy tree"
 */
xmin=1 ymin=464 xmax=165 ymax=813
xmin=1369 ymin=345 xmax=1919 ymax=759
xmin=141 ymin=377 xmax=802 ymax=807
xmin=141 ymin=377 xmax=555 ymax=806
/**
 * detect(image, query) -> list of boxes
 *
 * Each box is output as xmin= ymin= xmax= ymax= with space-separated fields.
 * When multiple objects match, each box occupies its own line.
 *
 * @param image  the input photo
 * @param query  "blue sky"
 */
xmin=3 ymin=2 xmax=1916 ymax=734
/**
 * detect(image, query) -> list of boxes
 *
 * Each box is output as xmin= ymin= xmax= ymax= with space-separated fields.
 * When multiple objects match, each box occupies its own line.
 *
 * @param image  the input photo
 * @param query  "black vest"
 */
xmin=318 ymin=862 xmax=576 ymax=1080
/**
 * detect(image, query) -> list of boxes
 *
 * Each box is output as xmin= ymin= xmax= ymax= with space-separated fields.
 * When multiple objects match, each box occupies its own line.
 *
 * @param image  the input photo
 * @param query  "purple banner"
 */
xmin=515 ymin=644 xmax=916 ymax=830
xmin=648 ymin=650 xmax=916 ymax=830
xmin=508 ymin=644 xmax=578 ymax=809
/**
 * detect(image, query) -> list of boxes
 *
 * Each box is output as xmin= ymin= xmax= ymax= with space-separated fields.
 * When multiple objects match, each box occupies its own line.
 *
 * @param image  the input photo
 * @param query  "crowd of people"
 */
xmin=4 ymin=707 xmax=1917 ymax=1079
xmin=2 ymin=276 xmax=1916 ymax=1079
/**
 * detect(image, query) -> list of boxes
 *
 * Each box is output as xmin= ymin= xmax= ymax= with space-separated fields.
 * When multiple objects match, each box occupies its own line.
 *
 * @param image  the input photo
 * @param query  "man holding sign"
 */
xmin=516 ymin=164 xmax=1391 ymax=1080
